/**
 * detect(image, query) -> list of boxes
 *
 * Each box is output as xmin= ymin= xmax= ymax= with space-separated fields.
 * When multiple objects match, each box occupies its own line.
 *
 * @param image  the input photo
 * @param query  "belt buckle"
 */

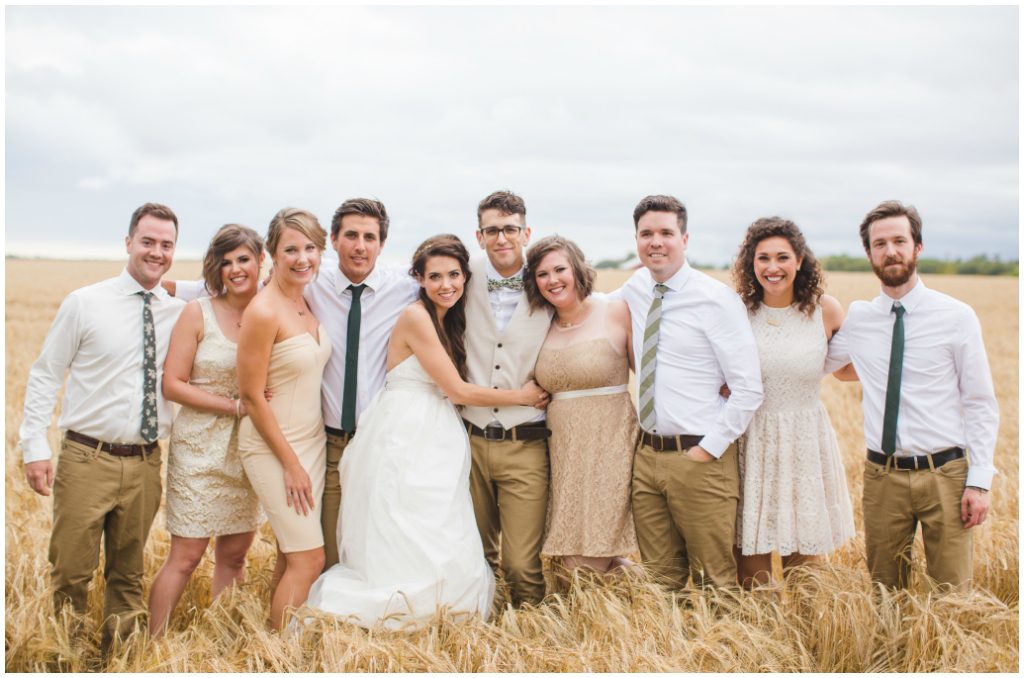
xmin=650 ymin=434 xmax=665 ymax=452
xmin=484 ymin=425 xmax=506 ymax=442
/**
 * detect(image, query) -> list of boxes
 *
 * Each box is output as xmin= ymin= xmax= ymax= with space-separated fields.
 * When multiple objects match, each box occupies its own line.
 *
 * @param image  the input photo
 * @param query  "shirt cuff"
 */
xmin=966 ymin=466 xmax=996 ymax=492
xmin=700 ymin=433 xmax=730 ymax=459
xmin=20 ymin=437 xmax=54 ymax=464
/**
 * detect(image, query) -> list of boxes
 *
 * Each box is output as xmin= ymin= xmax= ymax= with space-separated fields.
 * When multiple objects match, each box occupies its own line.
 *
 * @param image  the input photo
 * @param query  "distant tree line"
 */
xmin=820 ymin=254 xmax=1018 ymax=276
xmin=594 ymin=253 xmax=1018 ymax=276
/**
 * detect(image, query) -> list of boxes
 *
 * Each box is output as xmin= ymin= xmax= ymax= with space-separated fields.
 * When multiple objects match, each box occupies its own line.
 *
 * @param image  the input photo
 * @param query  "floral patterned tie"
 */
xmin=138 ymin=291 xmax=158 ymax=443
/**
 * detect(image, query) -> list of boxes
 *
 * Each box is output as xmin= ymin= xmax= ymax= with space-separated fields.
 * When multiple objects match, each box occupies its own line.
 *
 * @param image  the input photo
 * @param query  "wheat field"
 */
xmin=4 ymin=259 xmax=1019 ymax=672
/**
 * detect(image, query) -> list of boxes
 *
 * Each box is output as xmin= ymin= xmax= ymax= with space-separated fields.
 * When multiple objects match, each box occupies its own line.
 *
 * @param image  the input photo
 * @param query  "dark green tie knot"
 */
xmin=349 ymin=283 xmax=366 ymax=298
xmin=892 ymin=303 xmax=905 ymax=318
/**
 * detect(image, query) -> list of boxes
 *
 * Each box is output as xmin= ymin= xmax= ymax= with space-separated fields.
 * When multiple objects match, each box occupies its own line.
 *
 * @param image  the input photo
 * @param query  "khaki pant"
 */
xmin=862 ymin=456 xmax=973 ymax=590
xmin=468 ymin=432 xmax=549 ymax=606
xmin=631 ymin=442 xmax=739 ymax=590
xmin=49 ymin=435 xmax=163 ymax=642
xmin=321 ymin=431 xmax=351 ymax=571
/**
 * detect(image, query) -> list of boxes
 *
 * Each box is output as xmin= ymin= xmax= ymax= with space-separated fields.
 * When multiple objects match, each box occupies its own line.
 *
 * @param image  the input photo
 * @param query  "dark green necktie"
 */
xmin=881 ymin=303 xmax=906 ymax=455
xmin=138 ymin=291 xmax=158 ymax=443
xmin=341 ymin=284 xmax=366 ymax=433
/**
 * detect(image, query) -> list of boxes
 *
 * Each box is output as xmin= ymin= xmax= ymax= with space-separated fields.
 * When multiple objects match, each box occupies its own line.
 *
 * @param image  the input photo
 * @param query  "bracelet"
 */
xmin=234 ymin=398 xmax=241 ymax=418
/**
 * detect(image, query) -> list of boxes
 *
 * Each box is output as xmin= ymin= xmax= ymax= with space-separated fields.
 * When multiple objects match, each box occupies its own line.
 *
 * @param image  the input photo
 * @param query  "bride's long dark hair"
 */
xmin=409 ymin=234 xmax=472 ymax=379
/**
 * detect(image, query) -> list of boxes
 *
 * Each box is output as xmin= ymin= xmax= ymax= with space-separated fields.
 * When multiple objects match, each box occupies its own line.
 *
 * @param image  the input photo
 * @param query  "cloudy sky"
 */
xmin=5 ymin=5 xmax=1018 ymax=266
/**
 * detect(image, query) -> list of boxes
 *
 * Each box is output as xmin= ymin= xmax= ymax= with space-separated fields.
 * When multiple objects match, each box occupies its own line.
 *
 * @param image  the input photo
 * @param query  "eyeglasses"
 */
xmin=479 ymin=225 xmax=523 ymax=240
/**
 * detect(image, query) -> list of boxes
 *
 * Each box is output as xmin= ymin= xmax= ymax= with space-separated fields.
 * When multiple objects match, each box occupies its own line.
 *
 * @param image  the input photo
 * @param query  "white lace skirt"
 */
xmin=735 ymin=402 xmax=856 ymax=556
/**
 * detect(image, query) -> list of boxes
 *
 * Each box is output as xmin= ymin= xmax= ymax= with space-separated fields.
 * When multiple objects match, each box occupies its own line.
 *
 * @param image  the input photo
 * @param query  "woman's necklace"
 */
xmin=275 ymin=281 xmax=306 ymax=316
xmin=556 ymin=299 xmax=589 ymax=328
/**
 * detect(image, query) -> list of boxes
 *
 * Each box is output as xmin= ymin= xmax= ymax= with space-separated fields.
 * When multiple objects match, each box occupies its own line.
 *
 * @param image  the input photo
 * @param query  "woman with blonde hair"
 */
xmin=237 ymin=208 xmax=332 ymax=630
xmin=149 ymin=223 xmax=267 ymax=636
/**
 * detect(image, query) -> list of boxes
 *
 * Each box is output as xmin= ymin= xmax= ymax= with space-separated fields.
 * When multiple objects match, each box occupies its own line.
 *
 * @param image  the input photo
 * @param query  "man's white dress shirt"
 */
xmin=825 ymin=279 xmax=999 ymax=490
xmin=305 ymin=263 xmax=419 ymax=429
xmin=617 ymin=262 xmax=764 ymax=458
xmin=485 ymin=259 xmax=525 ymax=334
xmin=482 ymin=259 xmax=545 ymax=424
xmin=19 ymin=268 xmax=186 ymax=463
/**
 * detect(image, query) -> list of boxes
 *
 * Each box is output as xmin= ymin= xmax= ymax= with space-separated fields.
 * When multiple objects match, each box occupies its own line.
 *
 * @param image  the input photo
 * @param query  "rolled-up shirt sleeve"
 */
xmin=18 ymin=295 xmax=82 ymax=464
xmin=173 ymin=279 xmax=207 ymax=302
xmin=701 ymin=297 xmax=764 ymax=457
xmin=955 ymin=311 xmax=999 ymax=490
xmin=824 ymin=325 xmax=852 ymax=374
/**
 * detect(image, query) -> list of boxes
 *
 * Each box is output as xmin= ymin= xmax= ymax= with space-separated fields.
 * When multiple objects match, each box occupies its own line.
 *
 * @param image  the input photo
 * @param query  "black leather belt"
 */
xmin=465 ymin=421 xmax=551 ymax=442
xmin=867 ymin=447 xmax=965 ymax=470
xmin=640 ymin=432 xmax=704 ymax=452
xmin=325 ymin=426 xmax=355 ymax=443
xmin=64 ymin=430 xmax=159 ymax=457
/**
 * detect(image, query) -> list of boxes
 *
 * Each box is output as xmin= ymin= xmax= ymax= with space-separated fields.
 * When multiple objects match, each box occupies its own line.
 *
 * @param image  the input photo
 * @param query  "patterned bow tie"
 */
xmin=487 ymin=275 xmax=524 ymax=292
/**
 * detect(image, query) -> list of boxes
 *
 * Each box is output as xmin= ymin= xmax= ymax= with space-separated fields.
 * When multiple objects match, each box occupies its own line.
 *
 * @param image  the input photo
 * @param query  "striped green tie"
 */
xmin=638 ymin=283 xmax=668 ymax=431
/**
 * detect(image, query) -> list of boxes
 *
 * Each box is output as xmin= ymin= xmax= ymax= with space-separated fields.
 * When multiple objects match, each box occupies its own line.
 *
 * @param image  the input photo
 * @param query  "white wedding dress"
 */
xmin=306 ymin=355 xmax=495 ymax=630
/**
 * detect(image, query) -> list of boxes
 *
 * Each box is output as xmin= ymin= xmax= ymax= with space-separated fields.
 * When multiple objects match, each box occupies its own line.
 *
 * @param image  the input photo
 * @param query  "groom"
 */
xmin=463 ymin=190 xmax=553 ymax=606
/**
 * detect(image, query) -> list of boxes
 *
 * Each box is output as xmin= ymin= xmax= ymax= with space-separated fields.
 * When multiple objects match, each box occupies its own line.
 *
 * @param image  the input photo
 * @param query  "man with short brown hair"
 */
xmin=826 ymin=200 xmax=998 ymax=590
xmin=616 ymin=194 xmax=763 ymax=590
xmin=463 ymin=189 xmax=552 ymax=606
xmin=19 ymin=203 xmax=185 ymax=645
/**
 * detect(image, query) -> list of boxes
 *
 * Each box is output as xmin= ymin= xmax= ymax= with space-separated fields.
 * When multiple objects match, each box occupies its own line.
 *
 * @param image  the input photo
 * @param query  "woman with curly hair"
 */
xmin=731 ymin=217 xmax=856 ymax=588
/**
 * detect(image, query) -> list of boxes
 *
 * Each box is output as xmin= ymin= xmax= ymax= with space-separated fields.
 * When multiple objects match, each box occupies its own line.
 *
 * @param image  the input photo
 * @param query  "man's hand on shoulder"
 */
xmin=25 ymin=460 xmax=54 ymax=496
xmin=961 ymin=486 xmax=990 ymax=528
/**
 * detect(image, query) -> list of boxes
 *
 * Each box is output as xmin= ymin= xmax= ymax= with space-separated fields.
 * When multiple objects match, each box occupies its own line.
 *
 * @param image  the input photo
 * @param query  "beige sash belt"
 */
xmin=550 ymin=384 xmax=628 ymax=401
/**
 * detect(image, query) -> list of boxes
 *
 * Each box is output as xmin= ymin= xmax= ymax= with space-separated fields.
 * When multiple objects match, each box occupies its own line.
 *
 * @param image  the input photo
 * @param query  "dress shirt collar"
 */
xmin=875 ymin=278 xmax=927 ymax=314
xmin=115 ymin=267 xmax=171 ymax=300
xmin=333 ymin=263 xmax=383 ymax=295
xmin=485 ymin=258 xmax=524 ymax=283
xmin=650 ymin=260 xmax=692 ymax=293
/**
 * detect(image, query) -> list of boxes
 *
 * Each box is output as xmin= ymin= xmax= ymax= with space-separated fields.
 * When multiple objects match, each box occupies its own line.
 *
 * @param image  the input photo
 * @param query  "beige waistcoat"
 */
xmin=462 ymin=255 xmax=552 ymax=429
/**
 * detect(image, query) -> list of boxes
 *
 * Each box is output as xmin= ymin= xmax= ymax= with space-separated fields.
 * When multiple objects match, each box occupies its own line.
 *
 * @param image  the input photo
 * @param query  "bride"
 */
xmin=305 ymin=234 xmax=549 ymax=630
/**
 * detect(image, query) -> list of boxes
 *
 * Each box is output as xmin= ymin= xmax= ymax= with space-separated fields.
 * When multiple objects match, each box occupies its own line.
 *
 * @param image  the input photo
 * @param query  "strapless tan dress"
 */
xmin=239 ymin=326 xmax=331 ymax=553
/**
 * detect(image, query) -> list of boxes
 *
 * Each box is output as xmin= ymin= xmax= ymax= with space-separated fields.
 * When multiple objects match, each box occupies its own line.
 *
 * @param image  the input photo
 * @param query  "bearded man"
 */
xmin=825 ymin=200 xmax=998 ymax=590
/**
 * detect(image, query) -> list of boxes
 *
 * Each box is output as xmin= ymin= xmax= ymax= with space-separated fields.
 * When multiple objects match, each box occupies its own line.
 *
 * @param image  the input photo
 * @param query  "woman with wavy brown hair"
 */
xmin=306 ymin=235 xmax=548 ymax=630
xmin=731 ymin=217 xmax=855 ymax=588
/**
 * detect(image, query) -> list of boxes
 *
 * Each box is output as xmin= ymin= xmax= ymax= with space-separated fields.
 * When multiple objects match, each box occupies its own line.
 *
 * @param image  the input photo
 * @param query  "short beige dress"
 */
xmin=239 ymin=326 xmax=331 ymax=553
xmin=534 ymin=296 xmax=639 ymax=557
xmin=166 ymin=297 xmax=264 ymax=538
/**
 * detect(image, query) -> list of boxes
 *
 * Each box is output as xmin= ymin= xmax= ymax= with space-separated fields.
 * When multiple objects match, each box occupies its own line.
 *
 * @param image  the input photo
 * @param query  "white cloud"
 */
xmin=5 ymin=5 xmax=1017 ymax=266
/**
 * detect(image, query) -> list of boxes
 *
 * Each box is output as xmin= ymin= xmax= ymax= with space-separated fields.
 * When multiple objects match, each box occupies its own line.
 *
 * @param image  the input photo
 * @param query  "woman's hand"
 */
xmin=521 ymin=379 xmax=550 ymax=410
xmin=283 ymin=462 xmax=315 ymax=516
xmin=235 ymin=388 xmax=272 ymax=418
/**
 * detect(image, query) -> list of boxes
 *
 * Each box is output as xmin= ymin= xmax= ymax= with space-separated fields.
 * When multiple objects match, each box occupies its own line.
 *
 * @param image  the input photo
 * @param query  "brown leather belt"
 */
xmin=325 ymin=426 xmax=355 ymax=443
xmin=867 ymin=447 xmax=964 ymax=471
xmin=640 ymin=431 xmax=704 ymax=452
xmin=465 ymin=421 xmax=551 ymax=442
xmin=64 ymin=430 xmax=159 ymax=457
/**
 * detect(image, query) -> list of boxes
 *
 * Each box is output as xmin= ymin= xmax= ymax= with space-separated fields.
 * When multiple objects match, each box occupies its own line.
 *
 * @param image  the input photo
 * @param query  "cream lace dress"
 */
xmin=535 ymin=296 xmax=639 ymax=557
xmin=736 ymin=303 xmax=855 ymax=556
xmin=165 ymin=297 xmax=264 ymax=538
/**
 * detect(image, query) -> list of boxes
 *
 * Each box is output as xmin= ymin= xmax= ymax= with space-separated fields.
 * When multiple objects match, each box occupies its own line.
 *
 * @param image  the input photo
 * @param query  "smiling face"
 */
xmin=331 ymin=213 xmax=382 ymax=284
xmin=273 ymin=226 xmax=320 ymax=286
xmin=125 ymin=214 xmax=177 ymax=290
xmin=219 ymin=244 xmax=263 ymax=299
xmin=533 ymin=249 xmax=579 ymax=310
xmin=753 ymin=235 xmax=802 ymax=304
xmin=418 ymin=254 xmax=465 ymax=314
xmin=635 ymin=210 xmax=687 ymax=282
xmin=476 ymin=209 xmax=530 ymax=277
xmin=867 ymin=215 xmax=922 ymax=288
